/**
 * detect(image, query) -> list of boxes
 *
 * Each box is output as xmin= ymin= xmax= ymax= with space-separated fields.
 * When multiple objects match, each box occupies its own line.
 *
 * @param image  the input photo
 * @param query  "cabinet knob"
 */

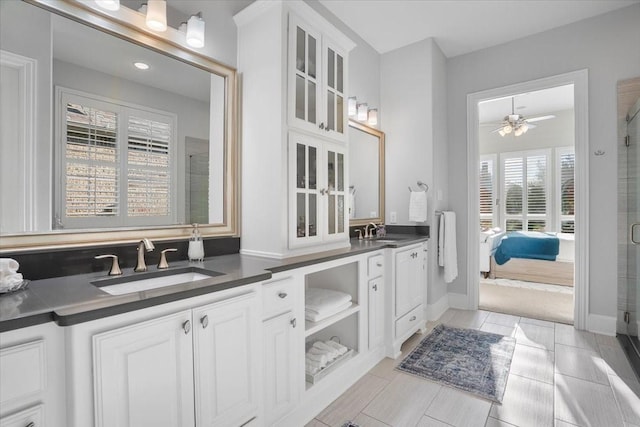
xmin=372 ymin=284 xmax=378 ymax=291
xmin=319 ymin=122 xmax=325 ymax=130
xmin=201 ymin=315 xmax=209 ymax=329
xmin=278 ymin=292 xmax=288 ymax=299
xmin=183 ymin=320 xmax=191 ymax=334
xmin=376 ymin=262 xmax=383 ymax=267
xmin=409 ymin=316 xmax=417 ymax=322
xmin=290 ymin=318 xmax=297 ymax=328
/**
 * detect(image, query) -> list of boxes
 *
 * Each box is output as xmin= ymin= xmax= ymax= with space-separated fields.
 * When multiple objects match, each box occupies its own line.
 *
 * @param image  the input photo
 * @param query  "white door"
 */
xmin=92 ymin=311 xmax=195 ymax=427
xmin=193 ymin=292 xmax=258 ymax=427
xmin=263 ymin=311 xmax=299 ymax=425
xmin=368 ymin=276 xmax=384 ymax=349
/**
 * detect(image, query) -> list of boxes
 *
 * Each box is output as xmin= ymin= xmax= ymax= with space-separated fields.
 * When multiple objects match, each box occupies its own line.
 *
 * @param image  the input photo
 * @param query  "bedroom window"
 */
xmin=56 ymin=89 xmax=177 ymax=229
xmin=479 ymin=154 xmax=497 ymax=229
xmin=500 ymin=150 xmax=551 ymax=232
xmin=557 ymin=147 xmax=575 ymax=233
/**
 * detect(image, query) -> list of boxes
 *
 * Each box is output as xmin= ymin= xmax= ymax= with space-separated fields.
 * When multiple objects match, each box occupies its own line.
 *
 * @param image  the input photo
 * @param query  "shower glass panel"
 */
xmin=626 ymin=98 xmax=640 ymax=355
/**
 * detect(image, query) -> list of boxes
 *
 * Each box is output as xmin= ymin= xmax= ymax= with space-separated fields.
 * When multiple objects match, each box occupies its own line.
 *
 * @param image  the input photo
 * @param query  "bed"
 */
xmin=483 ymin=231 xmax=574 ymax=286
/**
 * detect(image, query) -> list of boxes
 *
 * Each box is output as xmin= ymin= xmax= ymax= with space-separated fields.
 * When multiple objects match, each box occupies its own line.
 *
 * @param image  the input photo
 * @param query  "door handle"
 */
xmin=632 ymin=223 xmax=640 ymax=245
xmin=290 ymin=318 xmax=297 ymax=328
xmin=372 ymin=284 xmax=378 ymax=291
xmin=183 ymin=320 xmax=191 ymax=334
xmin=201 ymin=315 xmax=209 ymax=329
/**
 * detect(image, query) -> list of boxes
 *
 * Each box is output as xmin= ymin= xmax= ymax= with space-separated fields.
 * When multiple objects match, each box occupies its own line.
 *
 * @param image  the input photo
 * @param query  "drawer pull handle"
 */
xmin=372 ymin=284 xmax=378 ymax=291
xmin=201 ymin=315 xmax=209 ymax=329
xmin=26 ymin=423 xmax=35 ymax=427
xmin=183 ymin=320 xmax=191 ymax=334
xmin=290 ymin=318 xmax=297 ymax=328
xmin=376 ymin=262 xmax=383 ymax=267
xmin=278 ymin=292 xmax=288 ymax=299
xmin=409 ymin=316 xmax=417 ymax=322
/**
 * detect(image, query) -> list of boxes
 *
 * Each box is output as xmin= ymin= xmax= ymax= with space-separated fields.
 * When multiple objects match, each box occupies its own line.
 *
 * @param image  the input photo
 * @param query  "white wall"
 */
xmin=446 ymin=3 xmax=640 ymax=319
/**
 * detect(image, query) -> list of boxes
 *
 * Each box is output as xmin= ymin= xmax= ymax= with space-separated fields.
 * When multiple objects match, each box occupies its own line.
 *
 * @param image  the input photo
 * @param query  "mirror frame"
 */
xmin=1 ymin=0 xmax=238 ymax=253
xmin=348 ymin=119 xmax=385 ymax=227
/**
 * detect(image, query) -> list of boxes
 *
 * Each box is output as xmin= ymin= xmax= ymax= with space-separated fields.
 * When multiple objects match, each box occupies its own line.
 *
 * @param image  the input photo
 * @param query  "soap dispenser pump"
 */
xmin=188 ymin=223 xmax=205 ymax=262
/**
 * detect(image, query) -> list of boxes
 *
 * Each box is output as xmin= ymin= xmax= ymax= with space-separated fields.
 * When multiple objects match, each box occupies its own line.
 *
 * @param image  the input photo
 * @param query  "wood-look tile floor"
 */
xmin=305 ymin=309 xmax=640 ymax=427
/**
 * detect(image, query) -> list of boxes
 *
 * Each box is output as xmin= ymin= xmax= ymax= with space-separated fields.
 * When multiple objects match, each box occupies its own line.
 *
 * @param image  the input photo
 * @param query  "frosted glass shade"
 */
xmin=348 ymin=97 xmax=357 ymax=117
xmin=357 ymin=103 xmax=368 ymax=121
xmin=367 ymin=109 xmax=378 ymax=126
xmin=186 ymin=14 xmax=205 ymax=48
xmin=95 ymin=0 xmax=120 ymax=11
xmin=146 ymin=0 xmax=167 ymax=32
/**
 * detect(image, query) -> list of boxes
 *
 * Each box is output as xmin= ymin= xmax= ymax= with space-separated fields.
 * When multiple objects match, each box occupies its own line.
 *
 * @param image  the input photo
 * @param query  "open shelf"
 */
xmin=305 ymin=349 xmax=357 ymax=390
xmin=304 ymin=303 xmax=360 ymax=337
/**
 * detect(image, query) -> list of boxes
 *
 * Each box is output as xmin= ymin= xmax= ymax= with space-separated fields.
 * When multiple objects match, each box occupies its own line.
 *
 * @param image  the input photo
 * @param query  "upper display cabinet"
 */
xmin=289 ymin=14 xmax=348 ymax=142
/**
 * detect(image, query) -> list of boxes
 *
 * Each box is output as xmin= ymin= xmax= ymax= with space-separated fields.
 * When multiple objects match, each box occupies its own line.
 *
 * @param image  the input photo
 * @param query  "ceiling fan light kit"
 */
xmin=491 ymin=96 xmax=554 ymax=138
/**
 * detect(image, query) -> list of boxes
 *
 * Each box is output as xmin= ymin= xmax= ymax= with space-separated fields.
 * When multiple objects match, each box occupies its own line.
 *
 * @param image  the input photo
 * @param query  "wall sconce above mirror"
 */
xmin=348 ymin=120 xmax=385 ymax=227
xmin=0 ymin=0 xmax=237 ymax=252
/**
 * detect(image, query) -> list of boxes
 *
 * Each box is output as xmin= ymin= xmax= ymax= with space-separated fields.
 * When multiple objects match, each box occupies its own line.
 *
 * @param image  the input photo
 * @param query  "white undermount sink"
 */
xmin=93 ymin=268 xmax=222 ymax=295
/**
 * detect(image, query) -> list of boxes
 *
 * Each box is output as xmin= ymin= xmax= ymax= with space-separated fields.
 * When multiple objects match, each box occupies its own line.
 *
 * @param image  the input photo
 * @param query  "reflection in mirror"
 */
xmin=0 ymin=0 xmax=237 ymax=250
xmin=348 ymin=120 xmax=385 ymax=226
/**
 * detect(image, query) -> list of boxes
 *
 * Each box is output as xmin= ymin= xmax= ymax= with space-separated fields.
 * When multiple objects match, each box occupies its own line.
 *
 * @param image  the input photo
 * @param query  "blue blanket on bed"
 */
xmin=494 ymin=231 xmax=559 ymax=265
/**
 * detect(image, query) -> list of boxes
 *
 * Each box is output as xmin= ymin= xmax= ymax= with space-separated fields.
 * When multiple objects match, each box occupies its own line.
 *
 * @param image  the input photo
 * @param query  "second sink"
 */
xmin=93 ymin=267 xmax=223 ymax=296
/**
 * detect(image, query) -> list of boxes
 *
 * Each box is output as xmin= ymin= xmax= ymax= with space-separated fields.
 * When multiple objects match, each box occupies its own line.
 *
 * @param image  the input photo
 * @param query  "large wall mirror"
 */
xmin=0 ymin=0 xmax=237 ymax=251
xmin=348 ymin=120 xmax=385 ymax=226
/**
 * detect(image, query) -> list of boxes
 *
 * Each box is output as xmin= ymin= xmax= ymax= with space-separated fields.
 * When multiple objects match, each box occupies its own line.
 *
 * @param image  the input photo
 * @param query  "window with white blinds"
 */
xmin=557 ymin=147 xmax=575 ymax=233
xmin=57 ymin=90 xmax=176 ymax=229
xmin=479 ymin=155 xmax=497 ymax=229
xmin=500 ymin=150 xmax=551 ymax=232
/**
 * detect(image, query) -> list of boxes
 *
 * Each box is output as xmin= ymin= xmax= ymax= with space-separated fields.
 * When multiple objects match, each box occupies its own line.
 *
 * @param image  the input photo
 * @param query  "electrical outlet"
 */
xmin=390 ymin=211 xmax=397 ymax=223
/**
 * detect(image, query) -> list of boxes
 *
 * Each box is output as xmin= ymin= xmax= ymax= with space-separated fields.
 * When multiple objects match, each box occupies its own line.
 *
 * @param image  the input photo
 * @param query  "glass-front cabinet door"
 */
xmin=323 ymin=41 xmax=346 ymax=140
xmin=289 ymin=133 xmax=347 ymax=248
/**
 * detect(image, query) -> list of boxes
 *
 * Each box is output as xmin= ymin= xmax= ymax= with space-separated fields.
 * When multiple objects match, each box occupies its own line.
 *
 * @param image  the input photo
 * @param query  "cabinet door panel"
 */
xmin=92 ymin=311 xmax=194 ymax=427
xmin=193 ymin=292 xmax=258 ymax=427
xmin=395 ymin=247 xmax=421 ymax=317
xmin=368 ymin=277 xmax=384 ymax=350
xmin=323 ymin=40 xmax=347 ymax=139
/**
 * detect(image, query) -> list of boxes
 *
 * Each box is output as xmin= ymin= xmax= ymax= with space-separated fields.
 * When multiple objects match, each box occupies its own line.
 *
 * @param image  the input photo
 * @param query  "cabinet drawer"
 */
xmin=0 ymin=340 xmax=45 ymax=407
xmin=367 ymin=254 xmax=384 ymax=278
xmin=262 ymin=276 xmax=297 ymax=318
xmin=0 ymin=404 xmax=43 ymax=427
xmin=395 ymin=305 xmax=423 ymax=339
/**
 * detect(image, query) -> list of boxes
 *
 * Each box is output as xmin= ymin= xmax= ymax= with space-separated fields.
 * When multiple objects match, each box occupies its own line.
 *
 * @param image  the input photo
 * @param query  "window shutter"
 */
xmin=479 ymin=158 xmax=495 ymax=229
xmin=64 ymin=103 xmax=119 ymax=219
xmin=559 ymin=151 xmax=575 ymax=233
xmin=127 ymin=116 xmax=172 ymax=217
xmin=526 ymin=155 xmax=547 ymax=230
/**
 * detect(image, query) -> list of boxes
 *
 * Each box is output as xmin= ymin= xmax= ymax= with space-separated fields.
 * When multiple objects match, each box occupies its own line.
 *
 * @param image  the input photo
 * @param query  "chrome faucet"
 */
xmin=134 ymin=238 xmax=155 ymax=272
xmin=365 ymin=222 xmax=378 ymax=239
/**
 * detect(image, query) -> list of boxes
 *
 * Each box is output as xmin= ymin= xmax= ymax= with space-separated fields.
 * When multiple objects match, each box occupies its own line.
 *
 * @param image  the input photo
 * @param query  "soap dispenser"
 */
xmin=188 ymin=223 xmax=205 ymax=262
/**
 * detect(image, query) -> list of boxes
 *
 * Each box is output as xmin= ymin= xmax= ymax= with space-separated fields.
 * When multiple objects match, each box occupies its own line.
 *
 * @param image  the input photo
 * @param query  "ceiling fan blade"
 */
xmin=525 ymin=123 xmax=537 ymax=129
xmin=527 ymin=114 xmax=555 ymax=123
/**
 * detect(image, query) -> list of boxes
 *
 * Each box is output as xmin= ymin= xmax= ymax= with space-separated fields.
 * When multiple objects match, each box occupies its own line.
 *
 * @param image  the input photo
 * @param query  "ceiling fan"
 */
xmin=490 ymin=97 xmax=555 ymax=137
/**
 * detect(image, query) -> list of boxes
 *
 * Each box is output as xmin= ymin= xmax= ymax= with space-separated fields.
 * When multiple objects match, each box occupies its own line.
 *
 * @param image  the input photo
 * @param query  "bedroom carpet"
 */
xmin=479 ymin=282 xmax=574 ymax=324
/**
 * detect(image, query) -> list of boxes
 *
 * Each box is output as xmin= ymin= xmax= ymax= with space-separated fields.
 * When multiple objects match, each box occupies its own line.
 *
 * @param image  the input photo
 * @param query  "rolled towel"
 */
xmin=313 ymin=341 xmax=340 ymax=359
xmin=305 ymin=351 xmax=327 ymax=367
xmin=308 ymin=346 xmax=336 ymax=362
xmin=305 ymin=357 xmax=323 ymax=374
xmin=0 ymin=273 xmax=23 ymax=290
xmin=0 ymin=258 xmax=19 ymax=274
xmin=324 ymin=340 xmax=348 ymax=355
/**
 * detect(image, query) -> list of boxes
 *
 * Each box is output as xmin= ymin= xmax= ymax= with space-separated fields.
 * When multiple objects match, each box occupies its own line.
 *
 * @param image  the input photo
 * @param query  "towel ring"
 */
xmin=408 ymin=181 xmax=429 ymax=193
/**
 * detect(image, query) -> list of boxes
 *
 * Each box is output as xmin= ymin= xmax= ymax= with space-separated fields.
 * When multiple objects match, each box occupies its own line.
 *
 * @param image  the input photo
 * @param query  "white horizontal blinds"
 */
xmin=64 ymin=102 xmax=119 ymax=220
xmin=526 ymin=154 xmax=547 ymax=231
xmin=503 ymin=157 xmax=524 ymax=231
xmin=501 ymin=150 xmax=551 ymax=232
xmin=479 ymin=156 xmax=496 ymax=229
xmin=558 ymin=148 xmax=575 ymax=233
xmin=127 ymin=115 xmax=171 ymax=218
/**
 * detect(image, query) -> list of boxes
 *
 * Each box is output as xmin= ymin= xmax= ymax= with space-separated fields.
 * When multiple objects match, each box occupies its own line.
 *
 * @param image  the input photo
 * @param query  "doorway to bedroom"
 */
xmin=476 ymin=84 xmax=576 ymax=324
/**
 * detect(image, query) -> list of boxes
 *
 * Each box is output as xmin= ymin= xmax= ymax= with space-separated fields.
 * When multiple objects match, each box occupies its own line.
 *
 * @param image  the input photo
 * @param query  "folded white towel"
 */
xmin=308 ymin=346 xmax=337 ymax=362
xmin=305 ymin=301 xmax=352 ymax=322
xmin=305 ymin=287 xmax=352 ymax=314
xmin=409 ymin=191 xmax=427 ymax=222
xmin=324 ymin=340 xmax=348 ymax=355
xmin=305 ymin=351 xmax=328 ymax=367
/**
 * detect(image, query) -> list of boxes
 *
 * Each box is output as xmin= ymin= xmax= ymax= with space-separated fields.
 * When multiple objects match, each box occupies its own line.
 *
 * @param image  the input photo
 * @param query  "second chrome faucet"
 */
xmin=134 ymin=238 xmax=155 ymax=272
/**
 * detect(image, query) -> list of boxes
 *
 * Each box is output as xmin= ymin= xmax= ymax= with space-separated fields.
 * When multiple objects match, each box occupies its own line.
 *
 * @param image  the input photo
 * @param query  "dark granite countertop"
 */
xmin=0 ymin=235 xmax=427 ymax=332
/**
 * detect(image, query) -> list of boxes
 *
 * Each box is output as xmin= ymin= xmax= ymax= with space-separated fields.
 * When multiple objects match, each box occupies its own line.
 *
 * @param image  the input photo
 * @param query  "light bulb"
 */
xmin=503 ymin=125 xmax=512 ymax=134
xmin=95 ymin=0 xmax=120 ymax=11
xmin=521 ymin=123 xmax=529 ymax=133
xmin=186 ymin=13 xmax=205 ymax=48
xmin=146 ymin=0 xmax=167 ymax=32
xmin=498 ymin=129 xmax=506 ymax=137
xmin=514 ymin=127 xmax=523 ymax=137
xmin=348 ymin=97 xmax=357 ymax=117
xmin=367 ymin=109 xmax=378 ymax=126
xmin=357 ymin=103 xmax=368 ymax=121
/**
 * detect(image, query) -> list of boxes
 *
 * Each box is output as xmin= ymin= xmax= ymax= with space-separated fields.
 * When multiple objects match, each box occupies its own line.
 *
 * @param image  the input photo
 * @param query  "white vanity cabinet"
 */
xmin=288 ymin=13 xmax=348 ymax=142
xmin=386 ymin=242 xmax=428 ymax=358
xmin=289 ymin=133 xmax=348 ymax=248
xmin=261 ymin=274 xmax=303 ymax=426
xmin=0 ymin=323 xmax=66 ymax=427
xmin=66 ymin=285 xmax=259 ymax=427
xmin=367 ymin=253 xmax=385 ymax=350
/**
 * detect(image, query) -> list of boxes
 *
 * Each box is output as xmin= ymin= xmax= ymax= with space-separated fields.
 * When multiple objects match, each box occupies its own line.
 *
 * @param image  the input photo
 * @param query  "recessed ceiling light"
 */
xmin=134 ymin=62 xmax=150 ymax=70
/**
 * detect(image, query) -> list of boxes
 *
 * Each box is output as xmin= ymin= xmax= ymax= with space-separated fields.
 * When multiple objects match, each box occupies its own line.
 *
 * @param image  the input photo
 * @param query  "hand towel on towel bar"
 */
xmin=409 ymin=190 xmax=427 ymax=222
xmin=438 ymin=211 xmax=458 ymax=283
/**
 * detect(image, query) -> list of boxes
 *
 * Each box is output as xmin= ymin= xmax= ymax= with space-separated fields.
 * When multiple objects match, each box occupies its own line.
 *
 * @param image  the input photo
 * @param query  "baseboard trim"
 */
xmin=427 ymin=294 xmax=449 ymax=321
xmin=587 ymin=313 xmax=617 ymax=336
xmin=447 ymin=292 xmax=468 ymax=310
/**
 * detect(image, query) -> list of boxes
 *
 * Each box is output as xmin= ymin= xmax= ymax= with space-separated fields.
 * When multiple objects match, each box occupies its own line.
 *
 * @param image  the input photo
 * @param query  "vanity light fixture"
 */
xmin=367 ymin=108 xmax=378 ymax=126
xmin=186 ymin=12 xmax=205 ymax=48
xmin=357 ymin=103 xmax=368 ymax=121
xmin=95 ymin=0 xmax=120 ymax=11
xmin=133 ymin=62 xmax=149 ymax=70
xmin=145 ymin=0 xmax=167 ymax=32
xmin=348 ymin=97 xmax=357 ymax=117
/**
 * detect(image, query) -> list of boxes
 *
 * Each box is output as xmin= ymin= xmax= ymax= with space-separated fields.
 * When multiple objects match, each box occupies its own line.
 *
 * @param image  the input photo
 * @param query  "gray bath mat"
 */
xmin=396 ymin=324 xmax=515 ymax=402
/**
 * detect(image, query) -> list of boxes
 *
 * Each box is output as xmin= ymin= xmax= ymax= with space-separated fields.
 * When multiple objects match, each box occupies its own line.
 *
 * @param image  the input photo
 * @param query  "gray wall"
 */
xmin=446 ymin=3 xmax=640 ymax=319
